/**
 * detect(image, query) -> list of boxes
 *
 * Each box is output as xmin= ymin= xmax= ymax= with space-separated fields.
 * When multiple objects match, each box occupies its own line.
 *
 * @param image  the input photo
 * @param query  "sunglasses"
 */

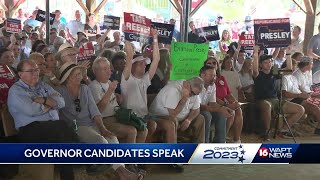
xmin=74 ymin=99 xmax=81 ymax=112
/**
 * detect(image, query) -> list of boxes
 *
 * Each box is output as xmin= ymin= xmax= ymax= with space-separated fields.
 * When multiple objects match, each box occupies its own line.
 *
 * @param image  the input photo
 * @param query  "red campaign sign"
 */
xmin=6 ymin=18 xmax=21 ymax=33
xmin=77 ymin=41 xmax=95 ymax=61
xmin=239 ymin=34 xmax=255 ymax=46
xmin=0 ymin=64 xmax=16 ymax=106
xmin=123 ymin=12 xmax=151 ymax=37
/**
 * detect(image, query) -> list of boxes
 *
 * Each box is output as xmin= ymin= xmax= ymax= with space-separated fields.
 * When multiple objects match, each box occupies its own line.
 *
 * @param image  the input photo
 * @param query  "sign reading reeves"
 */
xmin=254 ymin=18 xmax=291 ymax=48
xmin=6 ymin=18 xmax=21 ymax=33
xmin=123 ymin=12 xmax=151 ymax=43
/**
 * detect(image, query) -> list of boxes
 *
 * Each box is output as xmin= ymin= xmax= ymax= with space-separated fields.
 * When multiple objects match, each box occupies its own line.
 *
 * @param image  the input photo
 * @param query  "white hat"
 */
xmin=132 ymin=55 xmax=151 ymax=64
xmin=58 ymin=62 xmax=84 ymax=84
xmin=58 ymin=42 xmax=73 ymax=53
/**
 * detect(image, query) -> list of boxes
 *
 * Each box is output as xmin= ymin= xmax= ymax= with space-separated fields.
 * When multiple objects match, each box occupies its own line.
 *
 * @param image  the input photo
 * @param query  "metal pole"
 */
xmin=181 ymin=0 xmax=190 ymax=42
xmin=45 ymin=0 xmax=50 ymax=45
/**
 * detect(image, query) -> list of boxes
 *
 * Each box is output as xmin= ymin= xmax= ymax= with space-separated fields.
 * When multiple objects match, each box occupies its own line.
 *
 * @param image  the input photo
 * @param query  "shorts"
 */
xmin=290 ymin=98 xmax=305 ymax=105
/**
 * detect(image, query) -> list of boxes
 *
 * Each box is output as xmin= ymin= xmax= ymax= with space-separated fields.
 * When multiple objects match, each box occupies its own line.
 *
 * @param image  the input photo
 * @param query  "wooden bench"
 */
xmin=0 ymin=106 xmax=55 ymax=180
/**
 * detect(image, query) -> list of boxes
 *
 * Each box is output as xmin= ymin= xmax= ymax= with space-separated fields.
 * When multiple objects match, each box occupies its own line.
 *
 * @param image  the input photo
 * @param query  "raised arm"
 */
xmin=148 ymin=29 xmax=160 ymax=79
xmin=122 ymin=40 xmax=134 ymax=80
xmin=253 ymin=45 xmax=260 ymax=78
xmin=272 ymin=47 xmax=280 ymax=59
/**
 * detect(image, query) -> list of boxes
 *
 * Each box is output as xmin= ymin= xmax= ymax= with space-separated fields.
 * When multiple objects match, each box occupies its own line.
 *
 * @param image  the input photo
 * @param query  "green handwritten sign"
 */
xmin=170 ymin=42 xmax=209 ymax=80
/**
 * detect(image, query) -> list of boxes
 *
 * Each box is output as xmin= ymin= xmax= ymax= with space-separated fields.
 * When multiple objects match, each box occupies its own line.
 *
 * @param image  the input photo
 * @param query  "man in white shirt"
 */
xmin=293 ymin=57 xmax=316 ymax=95
xmin=50 ymin=10 xmax=66 ymax=32
xmin=313 ymin=70 xmax=320 ymax=84
xmin=199 ymin=66 xmax=233 ymax=143
xmin=149 ymin=77 xmax=205 ymax=143
xmin=289 ymin=25 xmax=303 ymax=54
xmin=120 ymin=31 xmax=160 ymax=143
xmin=89 ymin=57 xmax=148 ymax=143
xmin=274 ymin=48 xmax=286 ymax=69
xmin=66 ymin=10 xmax=84 ymax=39
xmin=282 ymin=56 xmax=320 ymax=135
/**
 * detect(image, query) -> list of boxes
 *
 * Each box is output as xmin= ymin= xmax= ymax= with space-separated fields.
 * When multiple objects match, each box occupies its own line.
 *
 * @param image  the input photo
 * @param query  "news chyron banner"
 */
xmin=254 ymin=18 xmax=291 ymax=48
xmin=123 ymin=12 xmax=151 ymax=44
xmin=2 ymin=144 xmax=320 ymax=164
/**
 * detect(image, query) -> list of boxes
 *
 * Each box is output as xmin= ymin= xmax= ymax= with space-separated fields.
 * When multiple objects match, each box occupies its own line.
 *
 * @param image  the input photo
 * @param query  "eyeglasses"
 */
xmin=74 ymin=98 xmax=81 ymax=112
xmin=21 ymin=68 xmax=40 ymax=74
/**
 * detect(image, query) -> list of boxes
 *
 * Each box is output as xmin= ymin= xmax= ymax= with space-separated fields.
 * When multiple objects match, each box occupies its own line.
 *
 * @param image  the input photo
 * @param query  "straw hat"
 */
xmin=58 ymin=62 xmax=84 ymax=84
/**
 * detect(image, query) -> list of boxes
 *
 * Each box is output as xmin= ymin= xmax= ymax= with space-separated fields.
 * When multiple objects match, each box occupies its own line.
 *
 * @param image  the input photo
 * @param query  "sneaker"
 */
xmin=277 ymin=131 xmax=294 ymax=139
xmin=233 ymin=139 xmax=241 ymax=143
xmin=86 ymin=164 xmax=113 ymax=176
xmin=171 ymin=164 xmax=184 ymax=173
xmin=314 ymin=128 xmax=320 ymax=135
xmin=262 ymin=132 xmax=271 ymax=141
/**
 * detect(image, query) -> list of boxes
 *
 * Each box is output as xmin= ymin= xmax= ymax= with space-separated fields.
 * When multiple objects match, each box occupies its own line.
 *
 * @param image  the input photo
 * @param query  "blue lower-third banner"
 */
xmin=1 ymin=143 xmax=320 ymax=164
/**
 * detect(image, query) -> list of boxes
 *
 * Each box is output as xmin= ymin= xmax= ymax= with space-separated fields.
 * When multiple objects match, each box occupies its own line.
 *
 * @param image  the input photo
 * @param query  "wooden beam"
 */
xmin=317 ymin=11 xmax=320 ymax=16
xmin=11 ymin=0 xmax=26 ymax=17
xmin=86 ymin=0 xmax=96 ymax=13
xmin=93 ymin=0 xmax=108 ymax=15
xmin=190 ymin=0 xmax=207 ymax=17
xmin=0 ymin=1 xmax=8 ymax=12
xmin=172 ymin=0 xmax=182 ymax=14
xmin=292 ymin=0 xmax=307 ymax=14
xmin=169 ymin=0 xmax=179 ymax=13
xmin=302 ymin=0 xmax=317 ymax=54
xmin=303 ymin=0 xmax=314 ymax=14
xmin=76 ymin=0 xmax=90 ymax=15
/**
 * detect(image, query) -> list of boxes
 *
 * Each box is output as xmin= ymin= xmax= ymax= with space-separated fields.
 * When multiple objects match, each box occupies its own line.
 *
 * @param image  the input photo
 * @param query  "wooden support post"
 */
xmin=303 ymin=0 xmax=317 ymax=54
xmin=76 ymin=0 xmax=90 ymax=16
xmin=93 ymin=0 xmax=108 ymax=15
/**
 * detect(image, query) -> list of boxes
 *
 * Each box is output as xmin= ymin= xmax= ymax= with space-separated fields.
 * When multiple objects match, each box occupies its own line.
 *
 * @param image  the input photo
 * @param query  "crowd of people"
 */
xmin=0 ymin=8 xmax=320 ymax=179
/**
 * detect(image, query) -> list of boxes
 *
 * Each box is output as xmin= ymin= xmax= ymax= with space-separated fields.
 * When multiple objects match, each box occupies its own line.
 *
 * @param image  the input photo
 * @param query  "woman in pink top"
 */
xmin=204 ymin=57 xmax=243 ymax=143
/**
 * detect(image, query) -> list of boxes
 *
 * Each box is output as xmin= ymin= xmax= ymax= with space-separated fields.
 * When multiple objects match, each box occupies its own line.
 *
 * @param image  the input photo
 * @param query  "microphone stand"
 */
xmin=272 ymin=71 xmax=297 ymax=143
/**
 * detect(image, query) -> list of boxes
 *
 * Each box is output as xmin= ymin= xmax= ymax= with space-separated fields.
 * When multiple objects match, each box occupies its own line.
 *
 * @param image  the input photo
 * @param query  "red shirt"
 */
xmin=215 ymin=75 xmax=231 ymax=100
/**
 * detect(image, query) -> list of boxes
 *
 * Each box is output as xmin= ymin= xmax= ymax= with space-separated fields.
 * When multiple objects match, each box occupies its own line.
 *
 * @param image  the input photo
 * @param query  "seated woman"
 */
xmin=205 ymin=57 xmax=243 ymax=143
xmin=56 ymin=62 xmax=144 ymax=180
xmin=0 ymin=48 xmax=17 ymax=75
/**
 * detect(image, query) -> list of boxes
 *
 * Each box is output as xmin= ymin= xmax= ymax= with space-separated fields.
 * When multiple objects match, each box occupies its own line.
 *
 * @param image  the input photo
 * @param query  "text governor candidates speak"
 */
xmin=24 ymin=148 xmax=185 ymax=158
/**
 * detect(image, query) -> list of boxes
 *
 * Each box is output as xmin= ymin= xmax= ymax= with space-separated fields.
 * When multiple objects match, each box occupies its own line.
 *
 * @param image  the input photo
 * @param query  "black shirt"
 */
xmin=188 ymin=31 xmax=206 ymax=44
xmin=254 ymin=71 xmax=277 ymax=100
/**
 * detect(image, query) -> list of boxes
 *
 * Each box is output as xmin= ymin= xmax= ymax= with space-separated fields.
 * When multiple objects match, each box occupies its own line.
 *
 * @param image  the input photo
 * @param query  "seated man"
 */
xmin=8 ymin=60 xmax=78 ymax=180
xmin=89 ymin=57 xmax=148 ymax=143
xmin=149 ymin=77 xmax=205 ymax=143
xmin=199 ymin=65 xmax=233 ymax=143
xmin=282 ymin=56 xmax=320 ymax=135
xmin=252 ymin=46 xmax=305 ymax=141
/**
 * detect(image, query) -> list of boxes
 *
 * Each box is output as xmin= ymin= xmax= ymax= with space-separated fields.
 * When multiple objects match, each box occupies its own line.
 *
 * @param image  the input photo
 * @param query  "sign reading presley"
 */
xmin=151 ymin=22 xmax=174 ymax=44
xmin=123 ymin=12 xmax=151 ymax=44
xmin=6 ymin=18 xmax=21 ymax=33
xmin=170 ymin=42 xmax=209 ymax=80
xmin=195 ymin=26 xmax=220 ymax=41
xmin=103 ymin=15 xmax=120 ymax=30
xmin=254 ymin=18 xmax=291 ymax=48
xmin=35 ymin=10 xmax=55 ymax=25
xmin=239 ymin=34 xmax=254 ymax=50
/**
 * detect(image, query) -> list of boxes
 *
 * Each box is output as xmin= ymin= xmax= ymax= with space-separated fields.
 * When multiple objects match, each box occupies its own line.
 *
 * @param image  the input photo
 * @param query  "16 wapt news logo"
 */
xmin=258 ymin=147 xmax=293 ymax=158
xmin=188 ymin=144 xmax=261 ymax=164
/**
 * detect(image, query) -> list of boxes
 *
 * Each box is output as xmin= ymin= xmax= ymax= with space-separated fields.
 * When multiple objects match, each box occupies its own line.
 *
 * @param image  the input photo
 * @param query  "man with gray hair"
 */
xmin=149 ymin=77 xmax=205 ymax=143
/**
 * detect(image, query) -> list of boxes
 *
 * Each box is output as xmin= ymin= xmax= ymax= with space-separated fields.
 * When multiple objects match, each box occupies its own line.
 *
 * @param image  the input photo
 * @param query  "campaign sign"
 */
xmin=123 ymin=12 xmax=151 ymax=44
xmin=196 ymin=26 xmax=220 ymax=41
xmin=35 ymin=10 xmax=55 ymax=25
xmin=6 ymin=18 xmax=21 ymax=33
xmin=0 ymin=65 xmax=15 ymax=106
xmin=239 ymin=34 xmax=255 ymax=50
xmin=78 ymin=41 xmax=95 ymax=62
xmin=254 ymin=18 xmax=291 ymax=48
xmin=170 ymin=42 xmax=209 ymax=80
xmin=151 ymin=22 xmax=174 ymax=44
xmin=103 ymin=15 xmax=120 ymax=30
